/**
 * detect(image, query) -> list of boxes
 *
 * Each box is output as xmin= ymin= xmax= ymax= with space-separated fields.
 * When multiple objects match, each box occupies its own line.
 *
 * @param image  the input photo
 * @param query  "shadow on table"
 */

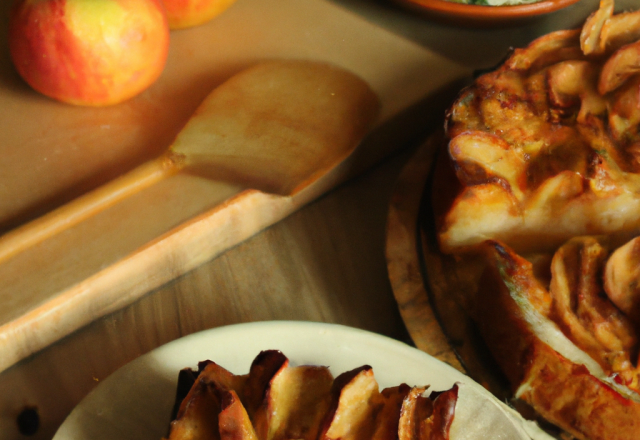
xmin=330 ymin=0 xmax=601 ymax=70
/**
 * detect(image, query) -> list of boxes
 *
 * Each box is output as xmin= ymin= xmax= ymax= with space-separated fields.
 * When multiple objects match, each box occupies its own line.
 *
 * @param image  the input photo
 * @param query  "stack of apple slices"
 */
xmin=165 ymin=350 xmax=460 ymax=440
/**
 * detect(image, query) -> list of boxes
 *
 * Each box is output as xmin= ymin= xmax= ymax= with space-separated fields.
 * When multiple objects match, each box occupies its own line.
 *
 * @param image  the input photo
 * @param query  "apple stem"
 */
xmin=0 ymin=153 xmax=182 ymax=264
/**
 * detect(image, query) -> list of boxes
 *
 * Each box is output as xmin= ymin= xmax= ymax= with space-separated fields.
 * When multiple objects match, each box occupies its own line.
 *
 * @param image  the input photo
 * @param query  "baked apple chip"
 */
xmin=167 ymin=361 xmax=249 ymax=440
xmin=370 ymin=385 xmax=411 ymax=440
xmin=164 ymin=351 xmax=467 ymax=440
xmin=439 ymin=0 xmax=640 ymax=254
xmin=242 ymin=350 xmax=289 ymax=418
xmin=398 ymin=385 xmax=458 ymax=440
xmin=253 ymin=363 xmax=333 ymax=440
xmin=319 ymin=366 xmax=380 ymax=440
xmin=218 ymin=389 xmax=259 ymax=440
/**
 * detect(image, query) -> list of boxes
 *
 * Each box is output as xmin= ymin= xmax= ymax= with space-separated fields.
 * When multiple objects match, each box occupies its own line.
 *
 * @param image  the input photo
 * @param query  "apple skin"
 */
xmin=9 ymin=0 xmax=170 ymax=106
xmin=162 ymin=0 xmax=237 ymax=30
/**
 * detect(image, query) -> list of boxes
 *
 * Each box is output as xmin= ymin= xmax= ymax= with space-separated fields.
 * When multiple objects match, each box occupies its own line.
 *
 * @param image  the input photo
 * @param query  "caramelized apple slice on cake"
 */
xmin=439 ymin=1 xmax=640 ymax=254
xmin=581 ymin=0 xmax=640 ymax=56
xmin=604 ymin=235 xmax=640 ymax=318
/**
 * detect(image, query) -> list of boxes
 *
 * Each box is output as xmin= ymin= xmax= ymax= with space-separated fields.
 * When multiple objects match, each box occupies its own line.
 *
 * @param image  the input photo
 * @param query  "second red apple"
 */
xmin=163 ymin=0 xmax=237 ymax=29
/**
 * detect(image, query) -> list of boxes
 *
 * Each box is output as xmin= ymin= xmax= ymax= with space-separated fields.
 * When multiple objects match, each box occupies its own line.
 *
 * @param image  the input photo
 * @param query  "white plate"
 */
xmin=52 ymin=321 xmax=552 ymax=440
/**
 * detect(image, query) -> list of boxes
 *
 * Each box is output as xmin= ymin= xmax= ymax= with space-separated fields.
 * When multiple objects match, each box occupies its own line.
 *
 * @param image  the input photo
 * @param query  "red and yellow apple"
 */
xmin=162 ymin=0 xmax=237 ymax=30
xmin=8 ymin=0 xmax=170 ymax=106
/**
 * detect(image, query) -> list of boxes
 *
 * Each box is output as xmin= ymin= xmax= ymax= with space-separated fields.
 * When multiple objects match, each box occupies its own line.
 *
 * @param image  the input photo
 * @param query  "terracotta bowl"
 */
xmin=393 ymin=0 xmax=582 ymax=26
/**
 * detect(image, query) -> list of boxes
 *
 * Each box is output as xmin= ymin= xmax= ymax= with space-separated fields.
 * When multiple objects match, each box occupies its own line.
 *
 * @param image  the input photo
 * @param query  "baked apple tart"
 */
xmin=427 ymin=1 xmax=640 ymax=439
xmin=438 ymin=0 xmax=640 ymax=255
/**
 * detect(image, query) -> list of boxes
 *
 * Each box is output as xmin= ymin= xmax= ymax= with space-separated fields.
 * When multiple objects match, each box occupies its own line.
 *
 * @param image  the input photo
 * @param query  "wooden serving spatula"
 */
xmin=0 ymin=60 xmax=379 ymax=264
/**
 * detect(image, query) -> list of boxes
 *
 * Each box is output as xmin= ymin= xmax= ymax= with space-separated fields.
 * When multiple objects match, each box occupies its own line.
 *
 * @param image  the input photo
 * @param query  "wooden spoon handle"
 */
xmin=0 ymin=154 xmax=180 ymax=263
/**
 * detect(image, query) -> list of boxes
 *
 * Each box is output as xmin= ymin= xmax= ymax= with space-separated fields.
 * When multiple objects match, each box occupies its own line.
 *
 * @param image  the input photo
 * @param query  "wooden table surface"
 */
xmin=0 ymin=0 xmax=617 ymax=438
xmin=0 ymin=145 xmax=419 ymax=440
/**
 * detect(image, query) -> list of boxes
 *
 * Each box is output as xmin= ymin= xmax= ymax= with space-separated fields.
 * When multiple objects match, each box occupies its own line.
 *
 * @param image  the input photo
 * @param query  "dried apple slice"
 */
xmin=242 ymin=350 xmax=289 ymax=420
xmin=169 ymin=365 xmax=202 ymax=422
xmin=370 ymin=385 xmax=411 ymax=440
xmin=218 ymin=389 xmax=259 ymax=440
xmin=167 ymin=361 xmax=248 ymax=440
xmin=318 ymin=366 xmax=380 ymax=440
xmin=167 ymin=376 xmax=221 ymax=440
xmin=397 ymin=386 xmax=431 ymax=440
xmin=252 ymin=363 xmax=334 ymax=440
xmin=425 ymin=386 xmax=458 ymax=440
xmin=476 ymin=240 xmax=640 ymax=440
xmin=398 ymin=385 xmax=458 ymax=440
xmin=202 ymin=360 xmax=249 ymax=392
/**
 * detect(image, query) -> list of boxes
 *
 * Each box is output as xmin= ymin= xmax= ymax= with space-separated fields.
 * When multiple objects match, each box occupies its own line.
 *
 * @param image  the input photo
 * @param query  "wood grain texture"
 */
xmin=385 ymin=133 xmax=462 ymax=371
xmin=386 ymin=133 xmax=516 ymax=398
xmin=0 ymin=151 xmax=411 ymax=440
xmin=0 ymin=0 xmax=469 ymax=375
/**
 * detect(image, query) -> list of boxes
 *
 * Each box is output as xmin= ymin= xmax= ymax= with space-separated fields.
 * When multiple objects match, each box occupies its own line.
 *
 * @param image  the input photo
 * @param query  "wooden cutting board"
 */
xmin=0 ymin=0 xmax=469 ymax=373
xmin=385 ymin=133 xmax=514 ymax=398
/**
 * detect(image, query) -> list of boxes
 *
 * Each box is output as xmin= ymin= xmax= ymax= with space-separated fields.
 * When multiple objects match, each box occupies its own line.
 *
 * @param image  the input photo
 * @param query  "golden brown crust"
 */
xmin=518 ymin=342 xmax=640 ymax=440
xmin=475 ymin=241 xmax=547 ymax=388
xmin=436 ymin=2 xmax=640 ymax=438
xmin=476 ymin=240 xmax=640 ymax=440
xmin=439 ymin=3 xmax=640 ymax=255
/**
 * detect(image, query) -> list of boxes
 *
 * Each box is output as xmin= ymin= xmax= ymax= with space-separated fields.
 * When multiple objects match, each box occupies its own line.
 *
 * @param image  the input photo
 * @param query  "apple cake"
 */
xmin=437 ymin=0 xmax=640 ymax=255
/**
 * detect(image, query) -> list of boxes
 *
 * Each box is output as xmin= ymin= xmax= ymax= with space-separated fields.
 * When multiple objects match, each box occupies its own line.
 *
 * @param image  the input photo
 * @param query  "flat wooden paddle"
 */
xmin=0 ymin=60 xmax=379 ymax=263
